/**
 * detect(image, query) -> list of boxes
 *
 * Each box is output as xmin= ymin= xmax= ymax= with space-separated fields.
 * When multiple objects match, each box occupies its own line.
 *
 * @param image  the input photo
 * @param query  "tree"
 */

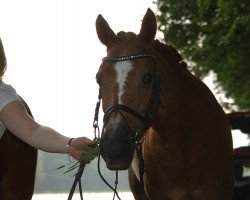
xmin=156 ymin=0 xmax=250 ymax=110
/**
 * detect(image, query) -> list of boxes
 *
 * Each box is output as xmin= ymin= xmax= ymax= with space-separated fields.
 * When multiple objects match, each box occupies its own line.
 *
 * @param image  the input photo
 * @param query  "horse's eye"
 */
xmin=143 ymin=73 xmax=153 ymax=84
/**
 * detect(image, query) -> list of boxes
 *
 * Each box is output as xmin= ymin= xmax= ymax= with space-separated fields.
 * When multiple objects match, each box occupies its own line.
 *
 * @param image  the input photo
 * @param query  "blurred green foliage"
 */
xmin=156 ymin=0 xmax=250 ymax=110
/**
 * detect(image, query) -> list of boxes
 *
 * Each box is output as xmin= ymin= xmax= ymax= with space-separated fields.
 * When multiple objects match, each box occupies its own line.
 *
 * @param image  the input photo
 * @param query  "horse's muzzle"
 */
xmin=100 ymin=134 xmax=135 ymax=170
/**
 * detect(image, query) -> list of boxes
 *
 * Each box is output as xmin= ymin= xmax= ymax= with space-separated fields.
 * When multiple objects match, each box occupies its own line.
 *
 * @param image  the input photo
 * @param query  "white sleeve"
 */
xmin=0 ymin=83 xmax=20 ymax=112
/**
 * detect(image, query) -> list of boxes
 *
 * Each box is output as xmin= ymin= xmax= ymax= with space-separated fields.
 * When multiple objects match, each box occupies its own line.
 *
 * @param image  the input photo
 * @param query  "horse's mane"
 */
xmin=151 ymin=39 xmax=188 ymax=70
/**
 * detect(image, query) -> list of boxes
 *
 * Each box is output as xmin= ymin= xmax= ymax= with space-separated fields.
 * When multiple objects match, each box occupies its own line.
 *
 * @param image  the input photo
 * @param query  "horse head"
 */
xmin=95 ymin=9 xmax=159 ymax=170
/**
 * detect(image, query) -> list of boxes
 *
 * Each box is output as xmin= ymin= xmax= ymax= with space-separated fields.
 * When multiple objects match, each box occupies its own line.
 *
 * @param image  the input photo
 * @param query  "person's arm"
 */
xmin=0 ymin=100 xmax=96 ymax=159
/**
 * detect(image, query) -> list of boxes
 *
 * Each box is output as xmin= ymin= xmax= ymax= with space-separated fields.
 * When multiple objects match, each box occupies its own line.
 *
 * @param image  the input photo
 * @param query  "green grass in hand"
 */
xmin=78 ymin=145 xmax=100 ymax=164
xmin=56 ymin=145 xmax=99 ymax=174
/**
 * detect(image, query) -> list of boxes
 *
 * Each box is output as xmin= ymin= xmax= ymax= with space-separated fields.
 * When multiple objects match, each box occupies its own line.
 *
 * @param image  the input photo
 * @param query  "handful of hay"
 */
xmin=57 ymin=145 xmax=100 ymax=174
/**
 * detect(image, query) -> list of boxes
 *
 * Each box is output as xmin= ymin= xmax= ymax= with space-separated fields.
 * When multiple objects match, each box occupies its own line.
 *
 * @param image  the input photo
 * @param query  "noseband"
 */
xmin=103 ymin=104 xmax=151 ymax=143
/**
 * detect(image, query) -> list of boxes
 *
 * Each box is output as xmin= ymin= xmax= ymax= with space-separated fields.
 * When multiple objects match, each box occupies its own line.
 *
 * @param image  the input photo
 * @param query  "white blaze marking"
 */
xmin=114 ymin=60 xmax=133 ymax=103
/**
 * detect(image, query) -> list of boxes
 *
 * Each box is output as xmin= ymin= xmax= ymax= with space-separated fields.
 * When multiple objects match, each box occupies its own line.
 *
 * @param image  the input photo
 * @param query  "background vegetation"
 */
xmin=156 ymin=0 xmax=250 ymax=110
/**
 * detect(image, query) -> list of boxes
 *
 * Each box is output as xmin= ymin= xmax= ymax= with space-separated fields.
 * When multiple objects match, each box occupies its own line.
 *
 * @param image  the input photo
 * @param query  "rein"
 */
xmin=67 ymin=52 xmax=159 ymax=200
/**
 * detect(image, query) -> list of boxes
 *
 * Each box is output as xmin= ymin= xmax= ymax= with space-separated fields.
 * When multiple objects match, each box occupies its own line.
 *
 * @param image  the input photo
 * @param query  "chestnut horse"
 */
xmin=95 ymin=8 xmax=233 ymax=200
xmin=0 ymin=57 xmax=37 ymax=200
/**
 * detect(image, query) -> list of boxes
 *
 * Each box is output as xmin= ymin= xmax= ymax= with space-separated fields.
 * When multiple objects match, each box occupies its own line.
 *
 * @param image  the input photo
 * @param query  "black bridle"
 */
xmin=103 ymin=104 xmax=151 ymax=142
xmin=67 ymin=52 xmax=160 ymax=200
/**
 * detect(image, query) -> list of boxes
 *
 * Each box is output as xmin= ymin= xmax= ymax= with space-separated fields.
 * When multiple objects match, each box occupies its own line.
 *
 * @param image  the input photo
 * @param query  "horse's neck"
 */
xmin=151 ymin=58 xmax=222 ymax=152
xmin=150 ymin=56 xmax=228 ymax=155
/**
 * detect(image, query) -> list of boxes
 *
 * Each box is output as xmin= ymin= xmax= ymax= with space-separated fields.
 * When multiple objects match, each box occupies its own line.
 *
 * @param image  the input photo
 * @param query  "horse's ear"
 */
xmin=138 ymin=8 xmax=157 ymax=43
xmin=96 ymin=14 xmax=116 ymax=47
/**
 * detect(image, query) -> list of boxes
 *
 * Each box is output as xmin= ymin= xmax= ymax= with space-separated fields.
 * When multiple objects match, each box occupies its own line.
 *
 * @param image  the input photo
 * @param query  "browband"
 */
xmin=102 ymin=53 xmax=154 ymax=62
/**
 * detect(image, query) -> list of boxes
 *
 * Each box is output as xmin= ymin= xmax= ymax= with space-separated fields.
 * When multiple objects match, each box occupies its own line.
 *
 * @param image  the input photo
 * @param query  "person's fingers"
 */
xmin=81 ymin=137 xmax=97 ymax=146
xmin=68 ymin=137 xmax=98 ymax=160
xmin=72 ymin=137 xmax=97 ymax=147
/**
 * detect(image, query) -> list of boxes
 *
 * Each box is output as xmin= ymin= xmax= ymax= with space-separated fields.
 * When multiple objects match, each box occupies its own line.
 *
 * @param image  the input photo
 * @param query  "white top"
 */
xmin=0 ymin=80 xmax=20 ymax=139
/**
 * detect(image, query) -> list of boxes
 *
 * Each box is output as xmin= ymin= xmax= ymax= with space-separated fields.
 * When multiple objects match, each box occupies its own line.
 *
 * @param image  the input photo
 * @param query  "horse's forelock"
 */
xmin=109 ymin=32 xmax=145 ymax=54
xmin=116 ymin=32 xmax=137 ymax=41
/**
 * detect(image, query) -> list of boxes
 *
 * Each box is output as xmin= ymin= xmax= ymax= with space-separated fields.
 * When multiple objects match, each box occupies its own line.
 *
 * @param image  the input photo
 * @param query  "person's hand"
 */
xmin=67 ymin=137 xmax=97 ymax=160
